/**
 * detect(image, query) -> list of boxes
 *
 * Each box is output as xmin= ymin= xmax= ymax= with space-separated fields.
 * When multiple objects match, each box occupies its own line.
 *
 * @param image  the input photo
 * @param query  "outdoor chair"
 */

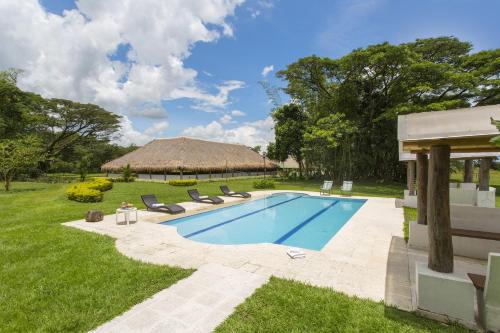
xmin=188 ymin=189 xmax=224 ymax=204
xmin=141 ymin=194 xmax=185 ymax=214
xmin=320 ymin=181 xmax=333 ymax=195
xmin=340 ymin=181 xmax=353 ymax=196
xmin=220 ymin=185 xmax=251 ymax=198
xmin=467 ymin=252 xmax=500 ymax=332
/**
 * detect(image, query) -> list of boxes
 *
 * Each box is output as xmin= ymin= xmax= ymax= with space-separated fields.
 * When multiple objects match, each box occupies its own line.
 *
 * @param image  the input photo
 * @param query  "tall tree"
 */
xmin=272 ymin=103 xmax=307 ymax=177
xmin=275 ymin=36 xmax=500 ymax=181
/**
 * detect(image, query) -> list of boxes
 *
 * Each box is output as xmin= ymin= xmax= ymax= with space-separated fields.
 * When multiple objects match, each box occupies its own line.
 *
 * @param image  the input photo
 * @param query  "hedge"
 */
xmin=168 ymin=179 xmax=197 ymax=186
xmin=66 ymin=185 xmax=103 ymax=202
xmin=253 ymin=179 xmax=275 ymax=189
xmin=66 ymin=178 xmax=113 ymax=202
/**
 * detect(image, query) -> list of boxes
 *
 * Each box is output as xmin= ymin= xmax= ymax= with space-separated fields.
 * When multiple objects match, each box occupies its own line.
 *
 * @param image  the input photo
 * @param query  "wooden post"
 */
xmin=427 ymin=145 xmax=453 ymax=273
xmin=163 ymin=170 xmax=166 ymax=181
xmin=209 ymin=170 xmax=211 ymax=180
xmin=149 ymin=171 xmax=152 ymax=180
xmin=479 ymin=158 xmax=492 ymax=191
xmin=416 ymin=153 xmax=428 ymax=225
xmin=407 ymin=161 xmax=416 ymax=195
xmin=195 ymin=171 xmax=198 ymax=180
xmin=463 ymin=159 xmax=473 ymax=183
xmin=180 ymin=168 xmax=183 ymax=180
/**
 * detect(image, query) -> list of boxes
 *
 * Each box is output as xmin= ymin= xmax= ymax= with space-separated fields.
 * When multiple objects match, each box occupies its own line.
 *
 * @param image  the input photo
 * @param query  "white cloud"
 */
xmin=174 ymin=80 xmax=245 ymax=112
xmin=182 ymin=116 xmax=274 ymax=147
xmin=219 ymin=114 xmax=233 ymax=124
xmin=261 ymin=65 xmax=274 ymax=77
xmin=0 ymin=0 xmax=245 ymax=143
xmin=231 ymin=110 xmax=246 ymax=117
xmin=144 ymin=121 xmax=169 ymax=136
xmin=116 ymin=116 xmax=154 ymax=146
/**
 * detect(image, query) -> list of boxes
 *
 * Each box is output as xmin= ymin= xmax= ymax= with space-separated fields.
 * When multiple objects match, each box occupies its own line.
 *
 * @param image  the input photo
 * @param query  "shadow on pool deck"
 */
xmin=385 ymin=236 xmax=412 ymax=311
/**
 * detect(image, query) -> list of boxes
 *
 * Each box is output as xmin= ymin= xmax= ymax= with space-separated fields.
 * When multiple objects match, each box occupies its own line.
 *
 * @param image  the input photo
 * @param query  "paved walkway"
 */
xmin=92 ymin=263 xmax=268 ymax=333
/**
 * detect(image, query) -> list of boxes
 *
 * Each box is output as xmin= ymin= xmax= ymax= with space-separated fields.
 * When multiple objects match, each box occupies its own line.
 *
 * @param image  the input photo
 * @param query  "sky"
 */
xmin=1 ymin=0 xmax=499 ymax=147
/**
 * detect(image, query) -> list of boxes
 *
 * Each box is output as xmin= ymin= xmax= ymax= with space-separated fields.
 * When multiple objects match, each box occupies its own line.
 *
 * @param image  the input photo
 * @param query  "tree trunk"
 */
xmin=407 ymin=161 xmax=416 ymax=195
xmin=479 ymin=158 xmax=492 ymax=191
xmin=4 ymin=178 xmax=10 ymax=191
xmin=427 ymin=145 xmax=453 ymax=273
xmin=463 ymin=159 xmax=473 ymax=183
xmin=416 ymin=153 xmax=428 ymax=225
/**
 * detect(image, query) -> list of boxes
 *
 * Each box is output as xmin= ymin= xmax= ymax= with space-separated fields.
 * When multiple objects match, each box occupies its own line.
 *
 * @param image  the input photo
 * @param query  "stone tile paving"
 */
xmin=91 ymin=263 xmax=268 ymax=333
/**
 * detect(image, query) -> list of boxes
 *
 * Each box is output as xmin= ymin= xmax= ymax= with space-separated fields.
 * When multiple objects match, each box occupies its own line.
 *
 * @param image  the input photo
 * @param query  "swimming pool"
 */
xmin=162 ymin=192 xmax=366 ymax=251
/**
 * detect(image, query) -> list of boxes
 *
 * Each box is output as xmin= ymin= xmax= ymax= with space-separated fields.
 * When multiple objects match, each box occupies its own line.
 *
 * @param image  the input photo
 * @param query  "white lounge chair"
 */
xmin=320 ymin=181 xmax=333 ymax=195
xmin=340 ymin=181 xmax=353 ymax=196
xmin=468 ymin=252 xmax=500 ymax=331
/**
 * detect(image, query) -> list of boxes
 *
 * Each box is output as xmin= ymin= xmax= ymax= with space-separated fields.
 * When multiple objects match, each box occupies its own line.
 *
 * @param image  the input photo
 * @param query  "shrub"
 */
xmin=66 ymin=184 xmax=103 ymax=202
xmin=253 ymin=179 xmax=275 ymax=189
xmin=121 ymin=164 xmax=134 ymax=182
xmin=168 ymin=179 xmax=197 ymax=186
xmin=88 ymin=178 xmax=113 ymax=191
xmin=112 ymin=177 xmax=135 ymax=182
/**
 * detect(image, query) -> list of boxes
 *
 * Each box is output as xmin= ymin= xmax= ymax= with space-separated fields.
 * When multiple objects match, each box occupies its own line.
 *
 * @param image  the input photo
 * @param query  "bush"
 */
xmin=88 ymin=178 xmax=113 ymax=191
xmin=66 ymin=184 xmax=103 ymax=202
xmin=253 ymin=179 xmax=275 ymax=189
xmin=168 ymin=179 xmax=197 ymax=186
xmin=112 ymin=177 xmax=135 ymax=182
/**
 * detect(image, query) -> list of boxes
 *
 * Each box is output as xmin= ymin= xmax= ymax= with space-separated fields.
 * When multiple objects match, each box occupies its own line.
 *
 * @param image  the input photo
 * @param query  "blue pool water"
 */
xmin=161 ymin=193 xmax=366 ymax=251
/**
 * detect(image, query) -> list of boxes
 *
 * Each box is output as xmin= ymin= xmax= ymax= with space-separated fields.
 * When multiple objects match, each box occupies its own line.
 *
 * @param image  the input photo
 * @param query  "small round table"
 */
xmin=115 ymin=207 xmax=138 ymax=225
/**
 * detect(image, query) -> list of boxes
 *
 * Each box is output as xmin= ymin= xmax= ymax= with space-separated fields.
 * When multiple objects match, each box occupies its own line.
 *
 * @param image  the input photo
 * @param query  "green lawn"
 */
xmin=215 ymin=277 xmax=470 ymax=333
xmin=1 ymin=177 xmax=472 ymax=332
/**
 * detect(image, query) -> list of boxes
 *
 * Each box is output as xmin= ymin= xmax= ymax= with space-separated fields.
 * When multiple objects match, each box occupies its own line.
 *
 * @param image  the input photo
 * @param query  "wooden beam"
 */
xmin=479 ymin=158 xmax=492 ymax=191
xmin=416 ymin=153 xmax=428 ymax=225
xmin=427 ymin=145 xmax=454 ymax=273
xmin=463 ymin=160 xmax=473 ymax=183
xmin=403 ymin=135 xmax=500 ymax=153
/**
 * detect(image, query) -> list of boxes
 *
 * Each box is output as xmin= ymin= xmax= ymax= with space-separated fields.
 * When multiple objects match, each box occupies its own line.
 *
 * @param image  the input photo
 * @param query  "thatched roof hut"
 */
xmin=101 ymin=137 xmax=277 ymax=173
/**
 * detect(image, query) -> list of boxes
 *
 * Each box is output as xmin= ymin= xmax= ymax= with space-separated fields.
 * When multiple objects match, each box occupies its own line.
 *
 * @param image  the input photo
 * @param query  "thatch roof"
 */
xmin=101 ymin=137 xmax=277 ymax=173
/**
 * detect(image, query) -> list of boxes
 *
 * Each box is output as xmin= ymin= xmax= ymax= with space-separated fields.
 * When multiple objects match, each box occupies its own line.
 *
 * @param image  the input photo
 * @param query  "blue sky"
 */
xmin=7 ymin=0 xmax=500 ymax=146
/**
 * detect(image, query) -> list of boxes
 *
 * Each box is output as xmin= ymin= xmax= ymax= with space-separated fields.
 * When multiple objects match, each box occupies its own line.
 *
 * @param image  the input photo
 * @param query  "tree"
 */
xmin=492 ymin=118 xmax=500 ymax=146
xmin=0 ymin=137 xmax=44 ymax=191
xmin=250 ymin=145 xmax=261 ymax=154
xmin=39 ymin=99 xmax=121 ymax=164
xmin=77 ymin=155 xmax=91 ymax=181
xmin=122 ymin=164 xmax=133 ymax=182
xmin=272 ymin=103 xmax=307 ymax=177
xmin=275 ymin=36 xmax=500 ymax=181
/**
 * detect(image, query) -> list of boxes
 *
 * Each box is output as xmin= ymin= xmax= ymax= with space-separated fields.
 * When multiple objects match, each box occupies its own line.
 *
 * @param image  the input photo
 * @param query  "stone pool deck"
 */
xmin=64 ymin=190 xmax=408 ymax=332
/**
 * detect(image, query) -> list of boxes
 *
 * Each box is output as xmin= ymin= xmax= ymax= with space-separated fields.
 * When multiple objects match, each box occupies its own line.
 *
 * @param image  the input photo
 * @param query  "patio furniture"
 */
xmin=141 ymin=194 xmax=185 ymax=214
xmin=319 ymin=181 xmax=333 ymax=195
xmin=116 ymin=207 xmax=138 ymax=225
xmin=188 ymin=189 xmax=224 ymax=204
xmin=340 ymin=181 xmax=353 ymax=196
xmin=220 ymin=185 xmax=251 ymax=198
xmin=467 ymin=252 xmax=500 ymax=332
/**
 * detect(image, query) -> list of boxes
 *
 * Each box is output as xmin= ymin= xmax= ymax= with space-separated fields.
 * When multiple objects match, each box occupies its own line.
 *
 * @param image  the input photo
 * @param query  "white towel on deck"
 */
xmin=287 ymin=248 xmax=306 ymax=259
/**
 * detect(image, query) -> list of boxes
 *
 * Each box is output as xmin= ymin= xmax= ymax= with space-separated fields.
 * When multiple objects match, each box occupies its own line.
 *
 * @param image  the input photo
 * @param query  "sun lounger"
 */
xmin=188 ymin=189 xmax=224 ymax=204
xmin=141 ymin=194 xmax=185 ymax=214
xmin=320 ymin=181 xmax=333 ymax=195
xmin=467 ymin=252 xmax=500 ymax=331
xmin=220 ymin=185 xmax=251 ymax=198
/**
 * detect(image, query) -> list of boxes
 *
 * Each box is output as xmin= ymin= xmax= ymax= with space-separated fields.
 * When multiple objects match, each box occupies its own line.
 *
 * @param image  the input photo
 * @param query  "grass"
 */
xmin=0 ymin=181 xmax=195 ymax=332
xmin=215 ymin=277 xmax=470 ymax=333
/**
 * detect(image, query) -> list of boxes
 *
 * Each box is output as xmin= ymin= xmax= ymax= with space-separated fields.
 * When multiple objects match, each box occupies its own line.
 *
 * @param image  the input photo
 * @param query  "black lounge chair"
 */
xmin=220 ymin=185 xmax=251 ymax=198
xmin=141 ymin=194 xmax=185 ymax=214
xmin=187 ymin=189 xmax=224 ymax=204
